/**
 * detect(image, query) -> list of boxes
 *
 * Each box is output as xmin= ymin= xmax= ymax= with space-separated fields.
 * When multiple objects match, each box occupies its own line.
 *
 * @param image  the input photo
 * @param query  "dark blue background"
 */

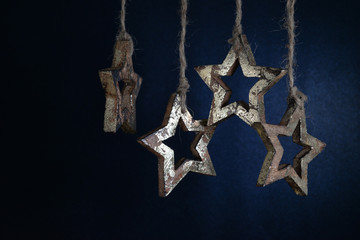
xmin=4 ymin=0 xmax=360 ymax=239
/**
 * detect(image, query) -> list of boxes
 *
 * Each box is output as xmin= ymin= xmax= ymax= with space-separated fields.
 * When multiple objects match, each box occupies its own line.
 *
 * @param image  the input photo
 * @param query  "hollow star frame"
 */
xmin=99 ymin=38 xmax=142 ymax=133
xmin=252 ymin=87 xmax=326 ymax=195
xmin=194 ymin=34 xmax=287 ymax=126
xmin=138 ymin=93 xmax=216 ymax=197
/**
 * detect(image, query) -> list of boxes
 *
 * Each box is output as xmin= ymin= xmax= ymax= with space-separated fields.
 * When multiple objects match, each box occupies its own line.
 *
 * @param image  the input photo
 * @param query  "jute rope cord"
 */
xmin=285 ymin=0 xmax=296 ymax=95
xmin=118 ymin=0 xmax=134 ymax=55
xmin=176 ymin=0 xmax=190 ymax=112
xmin=228 ymin=0 xmax=243 ymax=52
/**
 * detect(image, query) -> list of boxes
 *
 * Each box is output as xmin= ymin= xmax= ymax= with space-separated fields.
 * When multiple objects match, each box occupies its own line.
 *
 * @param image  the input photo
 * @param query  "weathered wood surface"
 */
xmin=99 ymin=39 xmax=142 ymax=133
xmin=138 ymin=94 xmax=216 ymax=197
xmin=195 ymin=34 xmax=286 ymax=126
xmin=252 ymin=88 xmax=326 ymax=195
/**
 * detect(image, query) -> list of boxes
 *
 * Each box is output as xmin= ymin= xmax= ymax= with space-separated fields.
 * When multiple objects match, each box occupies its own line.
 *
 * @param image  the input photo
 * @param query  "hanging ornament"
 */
xmin=194 ymin=1 xmax=286 ymax=126
xmin=138 ymin=0 xmax=216 ymax=197
xmin=99 ymin=0 xmax=142 ymax=133
xmin=195 ymin=35 xmax=286 ymax=126
xmin=253 ymin=88 xmax=325 ymax=195
xmin=253 ymin=0 xmax=326 ymax=195
xmin=138 ymin=94 xmax=216 ymax=197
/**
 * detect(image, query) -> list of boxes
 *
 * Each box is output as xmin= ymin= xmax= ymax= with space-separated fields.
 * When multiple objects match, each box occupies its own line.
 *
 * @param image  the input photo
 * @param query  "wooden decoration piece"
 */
xmin=194 ymin=34 xmax=286 ymax=126
xmin=99 ymin=38 xmax=142 ymax=133
xmin=252 ymin=87 xmax=326 ymax=195
xmin=137 ymin=93 xmax=216 ymax=197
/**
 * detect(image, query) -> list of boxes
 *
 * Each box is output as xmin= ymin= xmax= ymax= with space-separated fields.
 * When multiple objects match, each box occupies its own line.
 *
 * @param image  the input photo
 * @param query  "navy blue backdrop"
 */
xmin=4 ymin=0 xmax=360 ymax=239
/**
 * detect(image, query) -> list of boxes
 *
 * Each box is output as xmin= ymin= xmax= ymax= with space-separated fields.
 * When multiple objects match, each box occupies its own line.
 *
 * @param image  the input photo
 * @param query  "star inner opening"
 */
xmin=163 ymin=124 xmax=200 ymax=170
xmin=278 ymin=133 xmax=310 ymax=176
xmin=221 ymin=67 xmax=259 ymax=111
xmin=118 ymin=78 xmax=125 ymax=92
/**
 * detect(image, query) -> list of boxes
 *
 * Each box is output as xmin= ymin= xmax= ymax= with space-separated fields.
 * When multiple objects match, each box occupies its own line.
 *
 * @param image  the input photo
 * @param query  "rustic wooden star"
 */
xmin=252 ymin=87 xmax=326 ymax=195
xmin=137 ymin=93 xmax=216 ymax=197
xmin=194 ymin=34 xmax=286 ymax=126
xmin=99 ymin=38 xmax=142 ymax=133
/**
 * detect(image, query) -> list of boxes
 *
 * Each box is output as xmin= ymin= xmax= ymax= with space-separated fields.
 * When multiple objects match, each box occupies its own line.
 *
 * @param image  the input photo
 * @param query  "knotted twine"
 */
xmin=117 ymin=0 xmax=134 ymax=56
xmin=176 ymin=0 xmax=190 ymax=112
xmin=285 ymin=0 xmax=297 ymax=96
xmin=228 ymin=0 xmax=243 ymax=53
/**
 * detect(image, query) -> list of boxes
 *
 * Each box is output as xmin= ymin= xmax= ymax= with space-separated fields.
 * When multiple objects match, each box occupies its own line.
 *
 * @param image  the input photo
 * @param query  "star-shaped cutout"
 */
xmin=252 ymin=87 xmax=326 ymax=195
xmin=137 ymin=93 xmax=216 ymax=197
xmin=99 ymin=38 xmax=142 ymax=133
xmin=194 ymin=34 xmax=287 ymax=126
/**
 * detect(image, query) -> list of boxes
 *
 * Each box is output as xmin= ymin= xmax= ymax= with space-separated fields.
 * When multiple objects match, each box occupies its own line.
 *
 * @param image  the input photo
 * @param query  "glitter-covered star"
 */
xmin=137 ymin=94 xmax=216 ymax=197
xmin=99 ymin=38 xmax=142 ymax=133
xmin=194 ymin=34 xmax=286 ymax=126
xmin=252 ymin=87 xmax=326 ymax=195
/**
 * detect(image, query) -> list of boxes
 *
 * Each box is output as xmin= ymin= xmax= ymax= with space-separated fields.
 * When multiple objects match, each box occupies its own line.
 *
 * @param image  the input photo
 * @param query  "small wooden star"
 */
xmin=252 ymin=87 xmax=326 ymax=195
xmin=194 ymin=34 xmax=286 ymax=126
xmin=99 ymin=38 xmax=142 ymax=133
xmin=137 ymin=93 xmax=216 ymax=197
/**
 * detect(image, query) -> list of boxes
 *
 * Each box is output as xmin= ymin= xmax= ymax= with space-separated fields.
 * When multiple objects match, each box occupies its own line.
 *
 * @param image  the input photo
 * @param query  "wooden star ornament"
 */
xmin=99 ymin=38 xmax=142 ymax=133
xmin=137 ymin=93 xmax=216 ymax=197
xmin=194 ymin=34 xmax=287 ymax=126
xmin=252 ymin=87 xmax=326 ymax=195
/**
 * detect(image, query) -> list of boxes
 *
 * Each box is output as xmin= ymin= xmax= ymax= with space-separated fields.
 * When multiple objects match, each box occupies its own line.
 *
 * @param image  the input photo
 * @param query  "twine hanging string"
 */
xmin=177 ymin=0 xmax=190 ymax=112
xmin=118 ymin=0 xmax=134 ymax=55
xmin=120 ymin=0 xmax=127 ymax=35
xmin=228 ymin=0 xmax=243 ymax=52
xmin=285 ymin=0 xmax=296 ymax=96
